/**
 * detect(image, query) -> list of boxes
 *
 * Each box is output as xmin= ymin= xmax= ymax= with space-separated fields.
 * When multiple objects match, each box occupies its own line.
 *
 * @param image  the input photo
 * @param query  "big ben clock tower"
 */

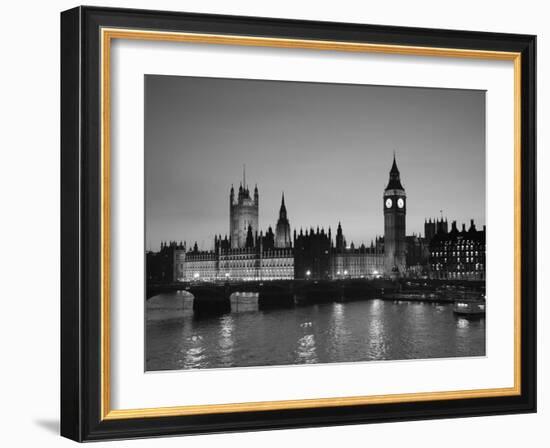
xmin=383 ymin=155 xmax=406 ymax=277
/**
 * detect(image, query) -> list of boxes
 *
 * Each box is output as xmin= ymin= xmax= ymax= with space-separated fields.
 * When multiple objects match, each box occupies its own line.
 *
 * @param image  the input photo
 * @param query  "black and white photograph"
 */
xmin=145 ymin=75 xmax=487 ymax=372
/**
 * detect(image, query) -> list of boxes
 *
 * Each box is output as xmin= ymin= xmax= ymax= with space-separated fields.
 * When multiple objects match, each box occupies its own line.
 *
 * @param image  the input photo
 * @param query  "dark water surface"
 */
xmin=146 ymin=292 xmax=485 ymax=371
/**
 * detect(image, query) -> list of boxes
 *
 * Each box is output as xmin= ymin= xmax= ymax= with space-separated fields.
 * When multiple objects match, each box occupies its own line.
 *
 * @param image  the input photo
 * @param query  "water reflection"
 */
xmin=230 ymin=292 xmax=259 ymax=313
xmin=146 ymin=293 xmax=486 ymax=371
xmin=456 ymin=317 xmax=470 ymax=329
xmin=218 ymin=315 xmax=235 ymax=366
xmin=182 ymin=342 xmax=205 ymax=369
xmin=330 ymin=303 xmax=347 ymax=341
xmin=366 ymin=300 xmax=388 ymax=359
xmin=296 ymin=334 xmax=318 ymax=364
xmin=147 ymin=292 xmax=194 ymax=321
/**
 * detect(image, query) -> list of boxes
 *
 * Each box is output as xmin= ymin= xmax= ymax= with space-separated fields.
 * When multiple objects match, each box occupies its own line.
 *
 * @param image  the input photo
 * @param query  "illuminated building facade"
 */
xmin=330 ymin=244 xmax=384 ymax=279
xmin=429 ymin=219 xmax=486 ymax=280
xmin=174 ymin=245 xmax=294 ymax=282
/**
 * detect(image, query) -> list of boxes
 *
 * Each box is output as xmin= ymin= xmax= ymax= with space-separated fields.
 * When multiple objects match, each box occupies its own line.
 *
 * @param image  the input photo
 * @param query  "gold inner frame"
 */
xmin=100 ymin=27 xmax=522 ymax=421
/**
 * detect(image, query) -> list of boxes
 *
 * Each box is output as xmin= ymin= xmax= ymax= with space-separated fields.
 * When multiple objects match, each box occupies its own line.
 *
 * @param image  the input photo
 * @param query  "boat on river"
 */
xmin=453 ymin=298 xmax=486 ymax=316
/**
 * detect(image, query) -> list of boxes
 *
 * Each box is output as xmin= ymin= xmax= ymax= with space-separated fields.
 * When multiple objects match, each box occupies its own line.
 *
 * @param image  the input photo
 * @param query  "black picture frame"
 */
xmin=61 ymin=5 xmax=536 ymax=442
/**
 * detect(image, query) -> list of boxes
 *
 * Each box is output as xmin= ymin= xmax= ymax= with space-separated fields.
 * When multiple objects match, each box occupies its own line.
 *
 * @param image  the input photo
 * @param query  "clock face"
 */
xmin=385 ymin=198 xmax=392 ymax=209
xmin=397 ymin=198 xmax=405 ymax=209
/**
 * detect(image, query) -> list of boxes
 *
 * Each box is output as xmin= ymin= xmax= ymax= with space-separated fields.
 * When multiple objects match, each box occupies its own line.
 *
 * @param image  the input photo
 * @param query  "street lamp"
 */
xmin=306 ymin=270 xmax=311 ymax=279
xmin=193 ymin=272 xmax=200 ymax=280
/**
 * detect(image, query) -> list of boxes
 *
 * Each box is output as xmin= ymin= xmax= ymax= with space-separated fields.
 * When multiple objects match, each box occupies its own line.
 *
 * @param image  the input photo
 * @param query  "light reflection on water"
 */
xmin=296 ymin=334 xmax=318 ymax=364
xmin=218 ymin=315 xmax=235 ymax=366
xmin=367 ymin=300 xmax=388 ymax=359
xmin=146 ymin=293 xmax=485 ymax=371
xmin=183 ymin=345 xmax=205 ymax=369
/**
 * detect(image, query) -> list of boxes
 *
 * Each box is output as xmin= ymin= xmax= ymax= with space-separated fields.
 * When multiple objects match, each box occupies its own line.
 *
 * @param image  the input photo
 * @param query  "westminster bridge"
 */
xmin=146 ymin=278 xmax=484 ymax=315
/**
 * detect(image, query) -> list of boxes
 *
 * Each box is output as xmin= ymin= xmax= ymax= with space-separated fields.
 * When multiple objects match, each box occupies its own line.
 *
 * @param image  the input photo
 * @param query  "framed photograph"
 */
xmin=60 ymin=6 xmax=536 ymax=441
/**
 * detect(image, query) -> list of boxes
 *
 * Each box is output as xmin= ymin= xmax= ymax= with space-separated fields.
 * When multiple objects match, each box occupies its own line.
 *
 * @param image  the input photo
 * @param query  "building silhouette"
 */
xmin=293 ymin=227 xmax=331 ymax=279
xmin=146 ymin=240 xmax=185 ymax=282
xmin=424 ymin=217 xmax=448 ymax=242
xmin=275 ymin=193 xmax=292 ymax=248
xmin=335 ymin=222 xmax=345 ymax=251
xmin=230 ymin=166 xmax=259 ymax=249
xmin=383 ymin=155 xmax=407 ymax=276
xmin=147 ymin=157 xmax=486 ymax=283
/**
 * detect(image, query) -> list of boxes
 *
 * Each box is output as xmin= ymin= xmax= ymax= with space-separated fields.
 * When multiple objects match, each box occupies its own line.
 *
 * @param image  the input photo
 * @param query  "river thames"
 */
xmin=146 ymin=292 xmax=485 ymax=371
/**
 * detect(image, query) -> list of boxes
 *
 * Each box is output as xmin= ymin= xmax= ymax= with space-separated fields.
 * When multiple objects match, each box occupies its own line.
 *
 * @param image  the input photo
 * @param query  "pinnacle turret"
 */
xmin=385 ymin=153 xmax=404 ymax=191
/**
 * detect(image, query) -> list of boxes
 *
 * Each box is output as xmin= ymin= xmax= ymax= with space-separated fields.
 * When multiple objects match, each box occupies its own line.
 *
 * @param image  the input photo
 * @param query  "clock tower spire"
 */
xmin=383 ymin=154 xmax=407 ymax=276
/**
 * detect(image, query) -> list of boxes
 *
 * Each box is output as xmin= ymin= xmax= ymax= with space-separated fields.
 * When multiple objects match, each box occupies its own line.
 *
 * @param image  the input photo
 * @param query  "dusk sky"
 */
xmin=145 ymin=75 xmax=485 ymax=251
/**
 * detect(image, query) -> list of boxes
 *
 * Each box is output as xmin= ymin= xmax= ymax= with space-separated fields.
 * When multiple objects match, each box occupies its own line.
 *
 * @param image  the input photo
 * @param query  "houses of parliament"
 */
xmin=147 ymin=156 xmax=485 ymax=283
